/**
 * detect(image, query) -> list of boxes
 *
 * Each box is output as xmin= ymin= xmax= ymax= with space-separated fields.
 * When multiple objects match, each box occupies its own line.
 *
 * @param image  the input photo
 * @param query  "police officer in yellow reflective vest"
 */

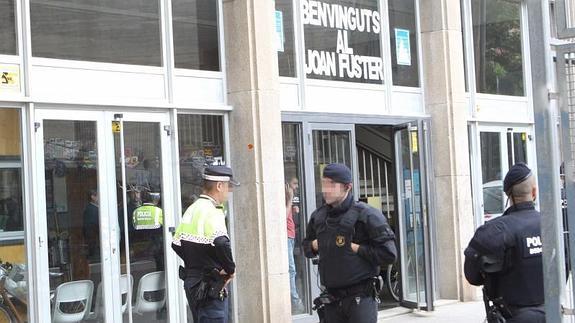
xmin=133 ymin=190 xmax=163 ymax=230
xmin=133 ymin=190 xmax=164 ymax=270
xmin=172 ymin=166 xmax=239 ymax=323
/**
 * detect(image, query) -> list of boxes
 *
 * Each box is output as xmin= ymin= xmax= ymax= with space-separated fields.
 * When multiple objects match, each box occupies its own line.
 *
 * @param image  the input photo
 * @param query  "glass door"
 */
xmin=110 ymin=112 xmax=175 ymax=323
xmin=303 ymin=123 xmax=357 ymax=302
xmin=394 ymin=121 xmax=433 ymax=310
xmin=35 ymin=110 xmax=114 ymax=322
xmin=474 ymin=126 xmax=534 ymax=224
xmin=34 ymin=110 xmax=176 ymax=322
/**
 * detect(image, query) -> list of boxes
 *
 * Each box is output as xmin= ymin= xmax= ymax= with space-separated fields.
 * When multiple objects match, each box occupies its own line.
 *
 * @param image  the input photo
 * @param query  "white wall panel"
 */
xmin=173 ymin=74 xmax=224 ymax=107
xmin=474 ymin=94 xmax=532 ymax=123
xmin=391 ymin=89 xmax=424 ymax=116
xmin=32 ymin=64 xmax=166 ymax=102
xmin=279 ymin=82 xmax=300 ymax=111
xmin=304 ymin=82 xmax=387 ymax=115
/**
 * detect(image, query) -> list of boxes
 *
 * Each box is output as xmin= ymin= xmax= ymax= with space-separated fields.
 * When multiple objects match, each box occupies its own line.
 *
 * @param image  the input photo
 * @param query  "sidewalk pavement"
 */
xmin=379 ymin=301 xmax=486 ymax=323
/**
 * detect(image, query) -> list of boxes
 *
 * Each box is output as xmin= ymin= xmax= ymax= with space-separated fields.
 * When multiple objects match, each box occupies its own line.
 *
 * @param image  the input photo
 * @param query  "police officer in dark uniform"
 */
xmin=464 ymin=163 xmax=545 ymax=323
xmin=302 ymin=163 xmax=397 ymax=323
xmin=172 ymin=165 xmax=239 ymax=323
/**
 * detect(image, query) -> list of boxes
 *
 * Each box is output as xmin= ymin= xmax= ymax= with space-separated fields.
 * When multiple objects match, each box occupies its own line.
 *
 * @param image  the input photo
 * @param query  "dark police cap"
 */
xmin=203 ymin=165 xmax=240 ymax=186
xmin=503 ymin=162 xmax=532 ymax=194
xmin=322 ymin=163 xmax=352 ymax=184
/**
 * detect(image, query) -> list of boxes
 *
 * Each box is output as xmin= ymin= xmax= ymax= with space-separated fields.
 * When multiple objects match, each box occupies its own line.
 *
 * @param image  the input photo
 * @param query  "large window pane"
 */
xmin=177 ymin=114 xmax=236 ymax=321
xmin=302 ymin=0 xmax=383 ymax=84
xmin=471 ymin=0 xmax=524 ymax=96
xmin=276 ymin=0 xmax=297 ymax=77
xmin=0 ymin=108 xmax=27 ymax=322
xmin=173 ymin=0 xmax=220 ymax=71
xmin=0 ymin=0 xmax=17 ymax=55
xmin=43 ymin=120 xmax=102 ymax=322
xmin=480 ymin=132 xmax=503 ymax=221
xmin=282 ymin=123 xmax=310 ymax=314
xmin=31 ymin=0 xmax=162 ymax=66
xmin=388 ymin=0 xmax=419 ymax=87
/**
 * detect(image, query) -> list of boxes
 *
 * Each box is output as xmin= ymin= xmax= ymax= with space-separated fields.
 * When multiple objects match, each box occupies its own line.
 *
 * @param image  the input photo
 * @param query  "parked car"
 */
xmin=483 ymin=180 xmax=503 ymax=221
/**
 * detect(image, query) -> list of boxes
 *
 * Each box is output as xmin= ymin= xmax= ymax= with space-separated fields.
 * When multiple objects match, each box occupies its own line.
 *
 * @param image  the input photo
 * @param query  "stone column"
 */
xmin=223 ymin=0 xmax=292 ymax=321
xmin=419 ymin=0 xmax=476 ymax=301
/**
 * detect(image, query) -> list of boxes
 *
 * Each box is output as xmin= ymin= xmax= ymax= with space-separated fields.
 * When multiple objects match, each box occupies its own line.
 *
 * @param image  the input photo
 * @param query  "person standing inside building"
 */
xmin=285 ymin=179 xmax=304 ymax=313
xmin=132 ymin=189 xmax=164 ymax=269
xmin=302 ymin=163 xmax=397 ymax=323
xmin=172 ymin=165 xmax=239 ymax=323
xmin=83 ymin=189 xmax=100 ymax=262
xmin=464 ymin=163 xmax=544 ymax=323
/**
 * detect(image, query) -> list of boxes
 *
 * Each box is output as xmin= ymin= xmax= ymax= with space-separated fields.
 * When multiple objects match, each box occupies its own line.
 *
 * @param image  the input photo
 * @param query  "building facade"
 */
xmin=0 ymin=0 xmax=545 ymax=322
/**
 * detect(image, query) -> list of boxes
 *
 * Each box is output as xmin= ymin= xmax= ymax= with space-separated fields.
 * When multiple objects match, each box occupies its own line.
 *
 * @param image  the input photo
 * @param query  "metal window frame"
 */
xmin=461 ymin=0 xmax=532 ymax=105
xmin=288 ymin=0 xmax=424 ymax=113
xmin=170 ymin=110 xmax=237 ymax=323
xmin=555 ymin=0 xmax=575 ymax=39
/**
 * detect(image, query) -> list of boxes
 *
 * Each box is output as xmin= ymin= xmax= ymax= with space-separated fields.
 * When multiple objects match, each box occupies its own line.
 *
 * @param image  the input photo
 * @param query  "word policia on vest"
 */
xmin=526 ymin=236 xmax=542 ymax=255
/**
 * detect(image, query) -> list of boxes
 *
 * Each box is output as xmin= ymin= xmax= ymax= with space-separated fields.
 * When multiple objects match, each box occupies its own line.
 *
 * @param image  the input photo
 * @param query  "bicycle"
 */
xmin=0 ymin=262 xmax=22 ymax=323
xmin=380 ymin=262 xmax=400 ymax=302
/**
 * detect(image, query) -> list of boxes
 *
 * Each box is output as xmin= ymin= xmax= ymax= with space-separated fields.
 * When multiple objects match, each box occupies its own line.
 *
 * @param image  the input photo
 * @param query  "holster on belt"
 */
xmin=193 ymin=268 xmax=228 ymax=306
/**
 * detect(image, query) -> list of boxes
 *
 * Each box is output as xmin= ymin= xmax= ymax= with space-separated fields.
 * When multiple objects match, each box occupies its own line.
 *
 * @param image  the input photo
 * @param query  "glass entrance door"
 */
xmin=394 ymin=121 xmax=433 ymax=310
xmin=111 ymin=113 xmax=175 ymax=323
xmin=34 ymin=110 xmax=176 ymax=322
xmin=303 ymin=123 xmax=357 ymax=301
xmin=306 ymin=124 xmax=357 ymax=211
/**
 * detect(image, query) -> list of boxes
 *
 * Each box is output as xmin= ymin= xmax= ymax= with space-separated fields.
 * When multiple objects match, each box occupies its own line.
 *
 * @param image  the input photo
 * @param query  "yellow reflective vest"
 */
xmin=173 ymin=195 xmax=228 ymax=246
xmin=132 ymin=204 xmax=163 ymax=230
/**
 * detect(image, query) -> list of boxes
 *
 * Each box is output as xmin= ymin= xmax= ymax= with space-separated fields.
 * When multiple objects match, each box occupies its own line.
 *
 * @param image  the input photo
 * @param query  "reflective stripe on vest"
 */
xmin=133 ymin=204 xmax=164 ymax=230
xmin=173 ymin=198 xmax=228 ymax=246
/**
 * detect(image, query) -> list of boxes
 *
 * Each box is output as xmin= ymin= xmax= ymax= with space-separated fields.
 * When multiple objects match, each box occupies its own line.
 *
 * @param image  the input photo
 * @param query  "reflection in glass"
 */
xmin=512 ymin=132 xmax=527 ymax=165
xmin=397 ymin=129 xmax=426 ymax=305
xmin=275 ymin=0 xmax=297 ymax=77
xmin=471 ymin=0 xmax=524 ymax=96
xmin=282 ymin=123 xmax=309 ymax=315
xmin=0 ymin=0 xmax=17 ymax=55
xmin=0 ymin=108 xmax=26 ymax=322
xmin=115 ymin=122 xmax=167 ymax=322
xmin=31 ymin=0 xmax=162 ymax=66
xmin=172 ymin=0 xmax=220 ymax=71
xmin=43 ymin=120 xmax=102 ymax=322
xmin=178 ymin=115 xmax=225 ymax=209
xmin=480 ymin=132 xmax=503 ymax=220
xmin=312 ymin=130 xmax=352 ymax=207
xmin=177 ymin=114 xmax=236 ymax=321
xmin=388 ymin=0 xmax=419 ymax=87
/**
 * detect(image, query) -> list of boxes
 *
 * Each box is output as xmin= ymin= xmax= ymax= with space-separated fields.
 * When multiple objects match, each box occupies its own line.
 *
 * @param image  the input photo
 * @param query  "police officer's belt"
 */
xmin=327 ymin=278 xmax=375 ymax=299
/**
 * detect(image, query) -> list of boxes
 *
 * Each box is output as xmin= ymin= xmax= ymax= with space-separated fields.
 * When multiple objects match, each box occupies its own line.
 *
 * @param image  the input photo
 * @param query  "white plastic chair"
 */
xmin=133 ymin=271 xmax=166 ymax=315
xmin=52 ymin=280 xmax=94 ymax=323
xmin=85 ymin=274 xmax=133 ymax=321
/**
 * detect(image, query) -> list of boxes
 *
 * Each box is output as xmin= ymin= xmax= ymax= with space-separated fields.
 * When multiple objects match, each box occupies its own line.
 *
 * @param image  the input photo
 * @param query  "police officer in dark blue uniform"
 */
xmin=464 ymin=163 xmax=545 ymax=323
xmin=302 ymin=163 xmax=397 ymax=323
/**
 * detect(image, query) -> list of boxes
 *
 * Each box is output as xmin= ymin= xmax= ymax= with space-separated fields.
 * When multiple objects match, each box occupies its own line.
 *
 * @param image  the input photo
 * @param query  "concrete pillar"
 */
xmin=419 ymin=0 xmax=477 ymax=301
xmin=223 ymin=0 xmax=292 ymax=321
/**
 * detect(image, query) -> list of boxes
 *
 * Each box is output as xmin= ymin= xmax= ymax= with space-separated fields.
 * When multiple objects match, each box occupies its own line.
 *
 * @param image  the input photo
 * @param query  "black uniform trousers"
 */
xmin=507 ymin=305 xmax=545 ymax=323
xmin=184 ymin=278 xmax=229 ymax=323
xmin=324 ymin=294 xmax=377 ymax=323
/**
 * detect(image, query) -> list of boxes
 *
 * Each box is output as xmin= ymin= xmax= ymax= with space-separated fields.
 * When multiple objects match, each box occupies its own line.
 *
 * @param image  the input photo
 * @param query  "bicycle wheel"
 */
xmin=386 ymin=263 xmax=400 ymax=302
xmin=0 ymin=303 xmax=16 ymax=323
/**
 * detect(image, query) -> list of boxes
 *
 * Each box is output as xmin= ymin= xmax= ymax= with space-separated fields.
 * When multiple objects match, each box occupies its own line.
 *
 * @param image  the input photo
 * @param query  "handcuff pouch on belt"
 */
xmin=313 ymin=277 xmax=381 ymax=318
xmin=193 ymin=268 xmax=228 ymax=306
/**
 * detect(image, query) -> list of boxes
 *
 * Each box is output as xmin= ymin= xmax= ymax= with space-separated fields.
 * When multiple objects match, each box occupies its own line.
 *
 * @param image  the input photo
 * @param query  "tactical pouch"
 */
xmin=193 ymin=268 xmax=228 ymax=305
xmin=312 ymin=291 xmax=336 ymax=323
xmin=178 ymin=265 xmax=186 ymax=281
